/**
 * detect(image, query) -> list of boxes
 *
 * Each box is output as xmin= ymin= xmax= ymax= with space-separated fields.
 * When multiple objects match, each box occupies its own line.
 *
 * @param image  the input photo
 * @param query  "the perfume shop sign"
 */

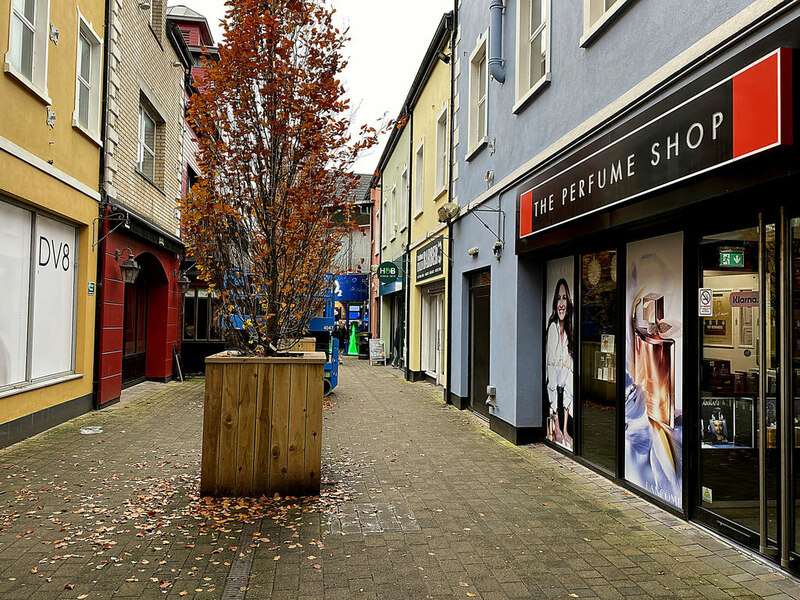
xmin=517 ymin=49 xmax=793 ymax=246
xmin=416 ymin=236 xmax=444 ymax=282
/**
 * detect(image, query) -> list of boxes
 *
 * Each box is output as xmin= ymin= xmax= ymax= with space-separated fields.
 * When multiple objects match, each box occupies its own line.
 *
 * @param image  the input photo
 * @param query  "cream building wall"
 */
xmin=379 ymin=121 xmax=412 ymax=352
xmin=104 ymin=0 xmax=184 ymax=236
xmin=407 ymin=50 xmax=450 ymax=384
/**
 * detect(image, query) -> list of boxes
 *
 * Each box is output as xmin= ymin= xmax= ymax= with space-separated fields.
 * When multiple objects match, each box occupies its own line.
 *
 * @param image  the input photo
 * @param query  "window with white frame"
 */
xmin=74 ymin=15 xmax=103 ymax=138
xmin=0 ymin=199 xmax=78 ymax=390
xmin=389 ymin=185 xmax=397 ymax=241
xmin=468 ymin=34 xmax=488 ymax=153
xmin=435 ymin=108 xmax=447 ymax=192
xmin=5 ymin=0 xmax=50 ymax=95
xmin=587 ymin=0 xmax=620 ymax=28
xmin=400 ymin=168 xmax=408 ymax=231
xmin=381 ymin=193 xmax=388 ymax=248
xmin=414 ymin=144 xmax=424 ymax=216
xmin=138 ymin=104 xmax=157 ymax=181
xmin=515 ymin=0 xmax=549 ymax=105
xmin=582 ymin=0 xmax=630 ymax=44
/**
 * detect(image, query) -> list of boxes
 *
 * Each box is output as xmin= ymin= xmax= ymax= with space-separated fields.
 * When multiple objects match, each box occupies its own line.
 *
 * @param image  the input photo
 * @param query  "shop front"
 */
xmin=379 ymin=257 xmax=406 ymax=369
xmin=517 ymin=39 xmax=800 ymax=568
xmin=96 ymin=206 xmax=183 ymax=405
xmin=334 ymin=274 xmax=370 ymax=356
xmin=409 ymin=236 xmax=447 ymax=385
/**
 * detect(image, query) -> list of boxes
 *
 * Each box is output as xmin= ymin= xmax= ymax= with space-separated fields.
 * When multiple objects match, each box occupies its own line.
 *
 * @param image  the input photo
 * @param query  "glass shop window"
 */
xmin=183 ymin=289 xmax=223 ymax=342
xmin=0 ymin=199 xmax=78 ymax=389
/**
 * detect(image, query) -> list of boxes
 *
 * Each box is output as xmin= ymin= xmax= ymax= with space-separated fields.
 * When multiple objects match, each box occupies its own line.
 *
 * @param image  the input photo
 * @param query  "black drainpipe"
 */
xmin=404 ymin=106 xmax=413 ymax=381
xmin=445 ymin=9 xmax=455 ymax=405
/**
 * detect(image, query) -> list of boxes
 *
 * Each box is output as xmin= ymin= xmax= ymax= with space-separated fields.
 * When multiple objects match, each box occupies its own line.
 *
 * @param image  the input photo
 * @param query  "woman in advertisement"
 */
xmin=546 ymin=278 xmax=574 ymax=450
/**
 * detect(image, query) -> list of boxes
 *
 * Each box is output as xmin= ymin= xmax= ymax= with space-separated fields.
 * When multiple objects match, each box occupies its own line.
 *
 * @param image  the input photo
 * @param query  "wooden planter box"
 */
xmin=200 ymin=351 xmax=326 ymax=497
xmin=278 ymin=337 xmax=317 ymax=352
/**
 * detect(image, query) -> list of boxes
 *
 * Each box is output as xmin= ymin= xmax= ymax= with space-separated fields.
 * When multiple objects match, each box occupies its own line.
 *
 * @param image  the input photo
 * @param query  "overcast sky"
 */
xmin=168 ymin=0 xmax=454 ymax=174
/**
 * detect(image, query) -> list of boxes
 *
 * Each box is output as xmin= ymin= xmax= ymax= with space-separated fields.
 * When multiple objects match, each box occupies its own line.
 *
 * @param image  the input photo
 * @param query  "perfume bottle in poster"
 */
xmin=632 ymin=293 xmax=679 ymax=429
xmin=625 ymin=232 xmax=684 ymax=510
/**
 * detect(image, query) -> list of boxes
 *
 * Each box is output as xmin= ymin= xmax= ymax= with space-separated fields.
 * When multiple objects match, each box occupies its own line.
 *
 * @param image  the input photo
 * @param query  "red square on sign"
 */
xmin=520 ymin=189 xmax=533 ymax=237
xmin=733 ymin=48 xmax=792 ymax=158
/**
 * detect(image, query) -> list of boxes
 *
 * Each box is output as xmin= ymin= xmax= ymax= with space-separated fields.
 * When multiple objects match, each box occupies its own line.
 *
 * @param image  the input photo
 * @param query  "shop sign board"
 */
xmin=369 ymin=338 xmax=386 ymax=365
xmin=334 ymin=274 xmax=369 ymax=302
xmin=377 ymin=261 xmax=399 ymax=284
xmin=517 ymin=48 xmax=793 ymax=250
xmin=730 ymin=291 xmax=759 ymax=307
xmin=416 ymin=237 xmax=444 ymax=282
xmin=379 ymin=257 xmax=404 ymax=296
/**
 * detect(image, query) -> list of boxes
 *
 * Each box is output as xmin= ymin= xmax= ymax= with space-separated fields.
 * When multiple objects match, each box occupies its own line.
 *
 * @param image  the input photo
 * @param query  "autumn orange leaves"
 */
xmin=182 ymin=0 xmax=377 ymax=354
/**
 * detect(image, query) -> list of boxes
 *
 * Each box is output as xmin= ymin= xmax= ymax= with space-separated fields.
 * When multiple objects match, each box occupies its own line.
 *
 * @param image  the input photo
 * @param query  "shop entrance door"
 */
xmin=422 ymin=290 xmax=445 ymax=385
xmin=436 ymin=293 xmax=445 ymax=386
xmin=697 ymin=216 xmax=782 ymax=558
xmin=122 ymin=275 xmax=148 ymax=387
xmin=469 ymin=270 xmax=491 ymax=418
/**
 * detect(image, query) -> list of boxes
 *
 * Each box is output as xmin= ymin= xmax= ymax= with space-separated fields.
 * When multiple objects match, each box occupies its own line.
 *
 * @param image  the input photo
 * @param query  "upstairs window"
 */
xmin=381 ymin=193 xmax=389 ymax=248
xmin=5 ymin=0 xmax=50 ymax=97
xmin=400 ymin=168 xmax=408 ymax=231
xmin=515 ymin=0 xmax=550 ymax=110
xmin=73 ymin=14 xmax=103 ymax=140
xmin=587 ymin=0 xmax=619 ymax=28
xmin=414 ymin=144 xmax=424 ymax=216
xmin=582 ymin=0 xmax=632 ymax=46
xmin=468 ymin=33 xmax=488 ymax=156
xmin=138 ymin=105 xmax=157 ymax=181
xmin=435 ymin=108 xmax=447 ymax=193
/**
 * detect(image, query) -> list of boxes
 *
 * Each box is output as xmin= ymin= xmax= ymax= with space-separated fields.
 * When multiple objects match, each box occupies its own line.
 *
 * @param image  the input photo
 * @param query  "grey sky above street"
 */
xmin=169 ymin=0 xmax=454 ymax=174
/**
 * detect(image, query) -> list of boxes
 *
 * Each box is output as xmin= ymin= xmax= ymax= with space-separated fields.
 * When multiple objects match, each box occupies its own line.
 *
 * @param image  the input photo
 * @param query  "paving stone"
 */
xmin=0 ymin=363 xmax=796 ymax=599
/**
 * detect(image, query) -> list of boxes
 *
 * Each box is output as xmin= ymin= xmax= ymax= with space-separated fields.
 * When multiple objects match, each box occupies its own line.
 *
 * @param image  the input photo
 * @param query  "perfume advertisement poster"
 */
xmin=545 ymin=257 xmax=575 ymax=452
xmin=625 ymin=232 xmax=683 ymax=509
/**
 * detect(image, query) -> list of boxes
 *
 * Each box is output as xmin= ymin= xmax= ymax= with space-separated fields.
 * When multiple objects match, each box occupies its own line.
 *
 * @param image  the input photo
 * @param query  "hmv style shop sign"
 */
xmin=516 ymin=49 xmax=793 ymax=249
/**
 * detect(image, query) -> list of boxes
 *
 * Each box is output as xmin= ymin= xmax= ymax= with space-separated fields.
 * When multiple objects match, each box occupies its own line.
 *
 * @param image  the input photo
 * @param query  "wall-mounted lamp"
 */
xmin=177 ymin=271 xmax=191 ymax=294
xmin=138 ymin=1 xmax=151 ymax=9
xmin=467 ymin=246 xmax=479 ymax=256
xmin=115 ymin=248 xmax=141 ymax=284
xmin=492 ymin=240 xmax=504 ymax=260
xmin=437 ymin=51 xmax=450 ymax=64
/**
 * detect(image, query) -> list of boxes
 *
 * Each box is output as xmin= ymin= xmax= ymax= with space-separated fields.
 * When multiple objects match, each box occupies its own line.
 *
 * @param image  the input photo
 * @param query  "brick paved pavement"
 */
xmin=0 ymin=359 xmax=797 ymax=599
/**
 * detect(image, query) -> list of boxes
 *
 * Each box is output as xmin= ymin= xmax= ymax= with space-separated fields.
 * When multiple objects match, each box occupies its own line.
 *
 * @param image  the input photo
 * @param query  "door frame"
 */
xmin=468 ymin=269 xmax=491 ymax=418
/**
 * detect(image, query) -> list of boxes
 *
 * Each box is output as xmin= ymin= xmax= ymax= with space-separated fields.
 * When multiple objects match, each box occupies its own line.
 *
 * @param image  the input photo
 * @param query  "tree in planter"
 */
xmin=183 ymin=0 xmax=376 ymax=354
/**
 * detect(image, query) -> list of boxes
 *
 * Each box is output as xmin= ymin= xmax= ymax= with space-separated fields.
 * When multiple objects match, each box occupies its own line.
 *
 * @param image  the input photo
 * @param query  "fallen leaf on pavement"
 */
xmin=64 ymin=583 xmax=75 ymax=589
xmin=312 ymin=563 xmax=321 ymax=569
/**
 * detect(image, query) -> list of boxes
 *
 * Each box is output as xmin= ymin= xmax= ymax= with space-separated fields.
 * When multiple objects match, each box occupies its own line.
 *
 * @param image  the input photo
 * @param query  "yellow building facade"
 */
xmin=407 ymin=17 xmax=451 ymax=386
xmin=0 ymin=0 xmax=104 ymax=444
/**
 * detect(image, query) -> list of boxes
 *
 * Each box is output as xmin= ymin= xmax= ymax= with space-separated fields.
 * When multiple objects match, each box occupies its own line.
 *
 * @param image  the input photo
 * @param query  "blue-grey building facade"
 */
xmin=448 ymin=0 xmax=800 ymax=568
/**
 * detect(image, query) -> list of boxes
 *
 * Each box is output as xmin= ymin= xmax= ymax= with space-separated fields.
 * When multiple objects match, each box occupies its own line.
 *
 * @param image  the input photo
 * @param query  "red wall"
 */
xmin=97 ymin=224 xmax=181 ymax=405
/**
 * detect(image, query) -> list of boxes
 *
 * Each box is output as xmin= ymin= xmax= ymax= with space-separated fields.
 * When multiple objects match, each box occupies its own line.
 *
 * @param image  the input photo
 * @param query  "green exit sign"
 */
xmin=719 ymin=251 xmax=744 ymax=268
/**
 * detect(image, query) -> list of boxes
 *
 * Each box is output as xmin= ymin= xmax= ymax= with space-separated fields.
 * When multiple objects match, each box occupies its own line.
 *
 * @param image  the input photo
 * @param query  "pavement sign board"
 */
xmin=369 ymin=338 xmax=386 ymax=365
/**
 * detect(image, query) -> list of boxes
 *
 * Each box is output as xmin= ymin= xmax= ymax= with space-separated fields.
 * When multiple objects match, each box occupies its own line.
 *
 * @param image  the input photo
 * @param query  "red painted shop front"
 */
xmin=96 ymin=212 xmax=182 ymax=405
